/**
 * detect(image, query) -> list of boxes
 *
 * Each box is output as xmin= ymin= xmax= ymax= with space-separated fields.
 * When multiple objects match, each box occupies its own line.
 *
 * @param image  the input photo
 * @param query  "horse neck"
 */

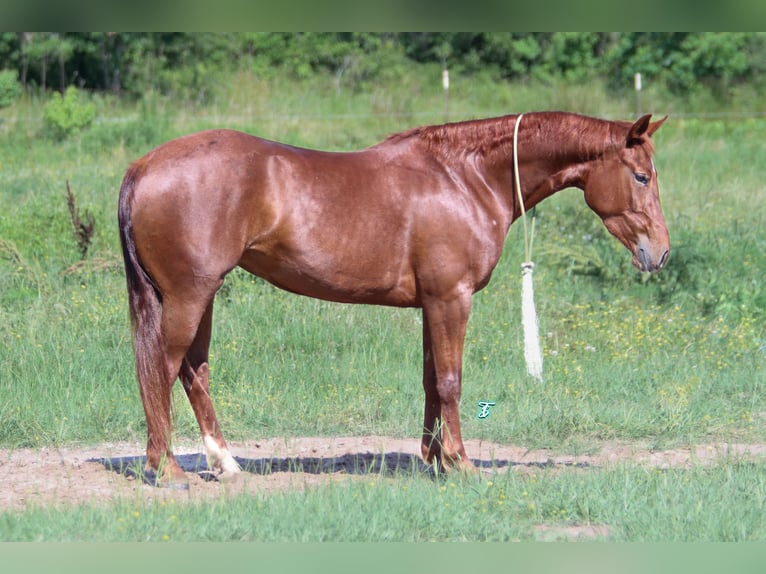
xmin=434 ymin=112 xmax=622 ymax=220
xmin=512 ymin=113 xmax=625 ymax=212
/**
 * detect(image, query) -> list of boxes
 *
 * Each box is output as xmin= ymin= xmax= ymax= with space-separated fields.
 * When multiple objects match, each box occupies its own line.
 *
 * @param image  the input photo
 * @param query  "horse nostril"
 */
xmin=659 ymin=249 xmax=669 ymax=269
xmin=638 ymin=247 xmax=648 ymax=268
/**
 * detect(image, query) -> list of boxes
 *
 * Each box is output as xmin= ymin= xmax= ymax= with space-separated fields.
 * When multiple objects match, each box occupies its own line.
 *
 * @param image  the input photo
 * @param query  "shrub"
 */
xmin=0 ymin=69 xmax=21 ymax=108
xmin=42 ymin=86 xmax=96 ymax=140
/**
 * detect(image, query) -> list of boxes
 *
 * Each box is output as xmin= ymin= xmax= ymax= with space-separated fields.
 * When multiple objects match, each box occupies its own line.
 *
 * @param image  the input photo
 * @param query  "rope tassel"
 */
xmin=513 ymin=114 xmax=543 ymax=381
xmin=521 ymin=262 xmax=543 ymax=381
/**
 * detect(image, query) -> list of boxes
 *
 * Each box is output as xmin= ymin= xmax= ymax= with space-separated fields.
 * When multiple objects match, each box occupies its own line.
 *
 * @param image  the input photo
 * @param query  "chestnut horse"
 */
xmin=118 ymin=111 xmax=669 ymax=485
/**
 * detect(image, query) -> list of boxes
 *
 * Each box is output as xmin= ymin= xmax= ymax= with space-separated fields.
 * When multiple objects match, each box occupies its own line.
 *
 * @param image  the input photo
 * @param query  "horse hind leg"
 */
xmin=145 ymin=292 xmax=221 ymax=487
xmin=133 ymin=304 xmax=187 ymax=487
xmin=179 ymin=300 xmax=241 ymax=482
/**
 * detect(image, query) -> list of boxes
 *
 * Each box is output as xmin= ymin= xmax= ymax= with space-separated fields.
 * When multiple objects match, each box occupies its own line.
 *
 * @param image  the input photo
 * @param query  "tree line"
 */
xmin=1 ymin=32 xmax=764 ymax=102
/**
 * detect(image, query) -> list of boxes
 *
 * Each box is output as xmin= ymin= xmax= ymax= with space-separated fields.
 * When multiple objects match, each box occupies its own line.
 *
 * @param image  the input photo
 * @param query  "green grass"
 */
xmin=4 ymin=461 xmax=766 ymax=541
xmin=0 ymin=67 xmax=765 ymax=540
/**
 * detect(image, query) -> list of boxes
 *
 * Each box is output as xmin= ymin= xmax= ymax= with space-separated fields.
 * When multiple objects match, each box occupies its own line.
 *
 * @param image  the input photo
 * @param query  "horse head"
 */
xmin=582 ymin=114 xmax=670 ymax=273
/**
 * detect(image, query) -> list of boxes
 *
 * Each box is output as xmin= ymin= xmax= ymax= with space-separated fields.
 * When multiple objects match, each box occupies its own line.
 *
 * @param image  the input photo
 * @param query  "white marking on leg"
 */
xmin=203 ymin=435 xmax=241 ymax=476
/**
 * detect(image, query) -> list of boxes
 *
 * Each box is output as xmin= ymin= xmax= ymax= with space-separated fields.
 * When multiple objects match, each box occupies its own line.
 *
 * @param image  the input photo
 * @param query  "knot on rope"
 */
xmin=521 ymin=262 xmax=535 ymax=274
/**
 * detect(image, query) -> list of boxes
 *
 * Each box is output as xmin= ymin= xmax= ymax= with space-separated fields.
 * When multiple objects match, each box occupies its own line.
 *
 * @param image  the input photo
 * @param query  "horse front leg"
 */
xmin=420 ymin=293 xmax=476 ymax=473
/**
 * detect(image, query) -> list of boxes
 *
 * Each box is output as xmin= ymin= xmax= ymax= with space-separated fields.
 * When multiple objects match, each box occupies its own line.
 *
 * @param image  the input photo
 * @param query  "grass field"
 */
xmin=4 ymin=460 xmax=766 ymax=542
xmin=1 ymin=68 xmax=765 ymax=541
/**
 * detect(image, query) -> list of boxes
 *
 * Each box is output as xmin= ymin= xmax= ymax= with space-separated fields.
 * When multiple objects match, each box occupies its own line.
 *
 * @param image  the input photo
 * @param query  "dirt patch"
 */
xmin=2 ymin=436 xmax=766 ymax=515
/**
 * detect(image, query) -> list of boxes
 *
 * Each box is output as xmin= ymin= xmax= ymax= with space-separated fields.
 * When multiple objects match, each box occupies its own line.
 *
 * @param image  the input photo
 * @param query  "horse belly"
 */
xmin=238 ymin=244 xmax=418 ymax=307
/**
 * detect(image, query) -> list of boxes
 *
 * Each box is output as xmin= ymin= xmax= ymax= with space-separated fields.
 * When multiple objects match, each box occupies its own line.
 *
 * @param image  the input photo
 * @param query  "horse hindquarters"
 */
xmin=119 ymin=171 xmax=187 ymax=484
xmin=121 ymin=166 xmax=242 ymax=486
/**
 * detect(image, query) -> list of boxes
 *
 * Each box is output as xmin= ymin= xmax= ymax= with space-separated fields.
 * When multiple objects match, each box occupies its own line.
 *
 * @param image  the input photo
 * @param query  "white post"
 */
xmin=442 ymin=67 xmax=449 ymax=122
xmin=634 ymin=72 xmax=642 ymax=116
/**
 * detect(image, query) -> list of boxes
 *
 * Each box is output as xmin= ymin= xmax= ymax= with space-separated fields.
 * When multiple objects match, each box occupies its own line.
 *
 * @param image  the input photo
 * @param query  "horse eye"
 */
xmin=634 ymin=173 xmax=650 ymax=185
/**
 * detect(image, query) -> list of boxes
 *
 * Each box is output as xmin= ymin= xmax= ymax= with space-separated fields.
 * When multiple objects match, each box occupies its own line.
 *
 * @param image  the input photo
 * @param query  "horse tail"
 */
xmin=118 ymin=163 xmax=169 ymax=431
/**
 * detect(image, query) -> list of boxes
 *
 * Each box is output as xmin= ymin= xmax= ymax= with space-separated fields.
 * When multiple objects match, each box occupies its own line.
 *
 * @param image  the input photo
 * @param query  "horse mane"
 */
xmin=383 ymin=115 xmax=518 ymax=157
xmin=382 ymin=112 xmax=655 ymax=162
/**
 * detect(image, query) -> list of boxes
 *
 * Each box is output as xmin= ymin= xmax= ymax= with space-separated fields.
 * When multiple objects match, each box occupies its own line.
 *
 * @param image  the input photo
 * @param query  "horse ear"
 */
xmin=647 ymin=115 xmax=668 ymax=137
xmin=626 ymin=114 xmax=652 ymax=146
xmin=627 ymin=114 xmax=668 ymax=146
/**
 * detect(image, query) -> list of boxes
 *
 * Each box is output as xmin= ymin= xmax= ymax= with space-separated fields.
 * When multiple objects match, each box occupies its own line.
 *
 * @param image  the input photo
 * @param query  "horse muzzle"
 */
xmin=634 ymin=240 xmax=669 ymax=273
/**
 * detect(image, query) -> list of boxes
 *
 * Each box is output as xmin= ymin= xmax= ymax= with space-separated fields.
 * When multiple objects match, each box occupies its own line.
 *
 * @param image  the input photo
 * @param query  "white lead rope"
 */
xmin=513 ymin=114 xmax=543 ymax=381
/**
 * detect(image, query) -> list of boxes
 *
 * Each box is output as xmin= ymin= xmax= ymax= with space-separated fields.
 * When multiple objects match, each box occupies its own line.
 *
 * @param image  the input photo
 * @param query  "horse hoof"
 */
xmin=158 ymin=475 xmax=190 ymax=490
xmin=217 ymin=469 xmax=242 ymax=484
xmin=435 ymin=455 xmax=477 ymax=476
xmin=161 ymin=480 xmax=190 ymax=491
xmin=146 ymin=467 xmax=189 ymax=489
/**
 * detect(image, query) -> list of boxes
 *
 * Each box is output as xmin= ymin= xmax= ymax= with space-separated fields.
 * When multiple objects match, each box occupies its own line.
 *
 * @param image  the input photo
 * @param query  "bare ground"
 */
xmin=4 ymin=436 xmax=766 ymax=517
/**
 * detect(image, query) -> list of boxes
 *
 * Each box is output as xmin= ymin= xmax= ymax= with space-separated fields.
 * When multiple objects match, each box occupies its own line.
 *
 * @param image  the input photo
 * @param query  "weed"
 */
xmin=65 ymin=181 xmax=95 ymax=260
